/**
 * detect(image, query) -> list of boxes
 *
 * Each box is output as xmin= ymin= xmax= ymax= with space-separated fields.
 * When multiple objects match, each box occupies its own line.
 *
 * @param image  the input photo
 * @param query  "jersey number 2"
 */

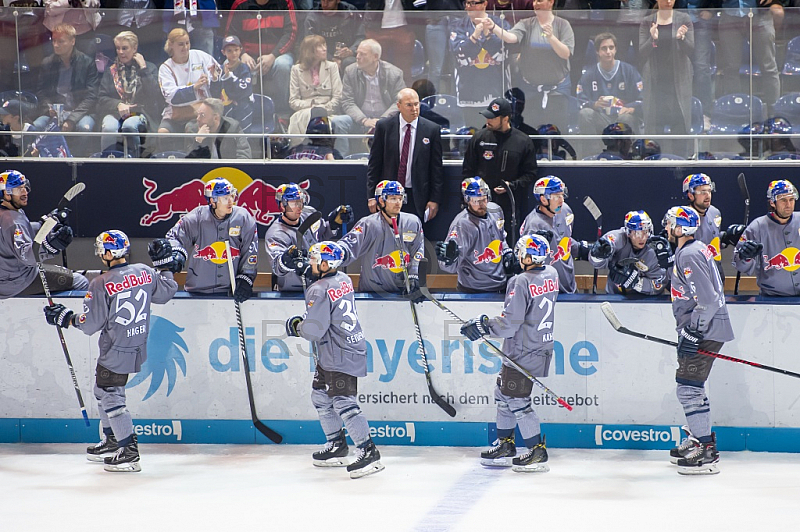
xmin=114 ymin=289 xmax=148 ymax=326
xmin=537 ymin=297 xmax=553 ymax=331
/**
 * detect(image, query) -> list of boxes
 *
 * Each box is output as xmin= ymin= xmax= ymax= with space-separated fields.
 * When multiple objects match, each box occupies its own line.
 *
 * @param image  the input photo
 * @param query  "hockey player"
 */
xmin=460 ymin=234 xmax=557 ymax=473
xmin=0 ymin=169 xmax=88 ymax=298
xmin=519 ymin=176 xmax=589 ymax=294
xmin=165 ymin=177 xmax=258 ymax=301
xmin=43 ymin=230 xmax=178 ymax=472
xmin=265 ymin=182 xmax=353 ymax=292
xmin=435 ymin=177 xmax=517 ymax=293
xmin=285 ymin=241 xmax=384 ymax=479
xmin=338 ymin=180 xmax=425 ymax=300
xmin=588 ymin=211 xmax=667 ymax=296
xmin=733 ymin=179 xmax=800 ymax=296
xmin=663 ymin=206 xmax=734 ymax=475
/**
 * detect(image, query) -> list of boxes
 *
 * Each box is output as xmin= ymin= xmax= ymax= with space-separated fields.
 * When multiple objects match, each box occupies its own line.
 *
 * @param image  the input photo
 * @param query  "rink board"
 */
xmin=2 ymin=296 xmax=800 ymax=451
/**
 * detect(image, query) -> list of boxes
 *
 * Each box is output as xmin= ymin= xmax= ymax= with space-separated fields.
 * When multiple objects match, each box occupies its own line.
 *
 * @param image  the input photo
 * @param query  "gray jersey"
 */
xmin=694 ymin=205 xmax=722 ymax=263
xmin=733 ymin=213 xmax=800 ymax=296
xmin=519 ymin=204 xmax=579 ymax=294
xmin=298 ymin=271 xmax=367 ymax=377
xmin=487 ymin=265 xmax=559 ymax=373
xmin=166 ymin=205 xmax=258 ymax=294
xmin=264 ymin=208 xmax=334 ymax=291
xmin=589 ymin=228 xmax=666 ymax=295
xmin=438 ymin=203 xmax=509 ymax=292
xmin=671 ymin=239 xmax=734 ymax=342
xmin=75 ymin=263 xmax=178 ymax=373
xmin=0 ymin=207 xmax=58 ymax=298
xmin=339 ymin=212 xmax=424 ymax=293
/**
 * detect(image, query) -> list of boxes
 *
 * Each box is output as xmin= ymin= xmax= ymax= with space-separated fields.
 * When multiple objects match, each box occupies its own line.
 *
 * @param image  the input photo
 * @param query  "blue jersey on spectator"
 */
xmin=447 ymin=15 xmax=510 ymax=108
xmin=576 ymin=60 xmax=644 ymax=115
xmin=217 ymin=61 xmax=254 ymax=132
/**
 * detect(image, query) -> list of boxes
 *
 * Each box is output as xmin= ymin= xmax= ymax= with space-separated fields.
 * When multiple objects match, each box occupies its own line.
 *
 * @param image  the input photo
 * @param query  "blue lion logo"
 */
xmin=127 ymin=316 xmax=188 ymax=400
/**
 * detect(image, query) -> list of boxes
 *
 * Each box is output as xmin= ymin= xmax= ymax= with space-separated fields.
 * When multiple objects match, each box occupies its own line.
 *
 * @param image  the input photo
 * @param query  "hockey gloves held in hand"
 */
xmin=233 ymin=274 xmax=254 ymax=303
xmin=148 ymin=238 xmax=173 ymax=268
xmin=435 ymin=240 xmax=459 ymax=265
xmin=285 ymin=316 xmax=303 ymax=337
xmin=720 ymin=224 xmax=746 ymax=248
xmin=42 ymin=224 xmax=73 ymax=254
xmin=608 ymin=262 xmax=640 ymax=290
xmin=575 ymin=240 xmax=591 ymax=261
xmin=280 ymin=245 xmax=312 ymax=277
xmin=737 ymin=240 xmax=763 ymax=261
xmin=44 ymin=303 xmax=76 ymax=328
xmin=402 ymin=274 xmax=425 ymax=304
xmin=502 ymin=248 xmax=522 ymax=275
xmin=461 ymin=315 xmax=490 ymax=341
xmin=327 ymin=205 xmax=354 ymax=232
xmin=41 ymin=207 xmax=71 ymax=225
xmin=590 ymin=237 xmax=613 ymax=260
xmin=169 ymin=249 xmax=187 ymax=274
xmin=677 ymin=326 xmax=704 ymax=358
xmin=647 ymin=235 xmax=674 ymax=270
xmin=533 ymin=229 xmax=554 ymax=244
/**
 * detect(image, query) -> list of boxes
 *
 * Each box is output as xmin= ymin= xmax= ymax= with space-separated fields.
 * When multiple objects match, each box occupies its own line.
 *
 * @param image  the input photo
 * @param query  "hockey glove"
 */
xmin=720 ymin=224 xmax=746 ymax=248
xmin=402 ymin=274 xmax=425 ymax=304
xmin=42 ymin=224 xmax=73 ymax=254
xmin=148 ymin=238 xmax=173 ymax=268
xmin=44 ymin=303 xmax=75 ymax=328
xmin=41 ymin=207 xmax=71 ymax=225
xmin=647 ymin=235 xmax=674 ymax=270
xmin=533 ymin=229 xmax=554 ymax=243
xmin=435 ymin=240 xmax=459 ymax=265
xmin=502 ymin=248 xmax=521 ymax=275
xmin=576 ymin=240 xmax=591 ymax=261
xmin=285 ymin=315 xmax=303 ymax=337
xmin=608 ymin=263 xmax=640 ymax=290
xmin=461 ymin=315 xmax=490 ymax=341
xmin=233 ymin=274 xmax=254 ymax=303
xmin=280 ymin=245 xmax=304 ymax=272
xmin=677 ymin=326 xmax=703 ymax=358
xmin=327 ymin=205 xmax=354 ymax=231
xmin=737 ymin=240 xmax=763 ymax=261
xmin=169 ymin=249 xmax=187 ymax=274
xmin=590 ymin=237 xmax=613 ymax=260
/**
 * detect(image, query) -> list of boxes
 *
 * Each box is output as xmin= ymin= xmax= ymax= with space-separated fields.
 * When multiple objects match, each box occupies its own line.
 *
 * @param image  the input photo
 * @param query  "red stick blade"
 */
xmin=557 ymin=398 xmax=573 ymax=411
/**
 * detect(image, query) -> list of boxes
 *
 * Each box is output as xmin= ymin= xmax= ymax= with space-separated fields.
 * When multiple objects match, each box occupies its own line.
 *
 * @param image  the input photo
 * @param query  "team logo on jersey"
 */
xmin=670 ymin=285 xmax=690 ymax=301
xmin=618 ymin=82 xmax=626 ymax=91
xmin=448 ymin=229 xmax=458 ymax=239
xmin=683 ymin=267 xmax=693 ymax=277
xmin=229 ymin=226 xmax=241 ymax=237
xmin=354 ymin=225 xmax=364 ymax=234
xmin=403 ymin=231 xmax=416 ymax=243
xmin=311 ymin=219 xmax=322 ymax=233
xmin=104 ymin=271 xmax=153 ymax=296
xmin=193 ymin=241 xmax=240 ymax=265
xmin=636 ymin=81 xmax=643 ymax=91
xmin=128 ymin=316 xmax=188 ymax=401
xmin=634 ymin=260 xmax=649 ymax=272
xmin=763 ymin=247 xmax=800 ymax=271
xmin=713 ymin=215 xmax=721 ymax=227
xmin=372 ymin=250 xmax=410 ymax=273
xmin=327 ymin=280 xmax=354 ymax=303
xmin=474 ymin=239 xmax=503 ymax=264
xmin=483 ymin=150 xmax=494 ymax=160
xmin=565 ymin=212 xmax=574 ymax=226
xmin=528 ymin=278 xmax=559 ymax=296
xmin=13 ymin=228 xmax=23 ymax=239
xmin=247 ymin=255 xmax=258 ymax=265
xmin=550 ymin=237 xmax=572 ymax=264
xmin=496 ymin=219 xmax=504 ymax=231
xmin=414 ymin=251 xmax=424 ymax=262
xmin=707 ymin=237 xmax=721 ymax=262
xmin=700 ymin=245 xmax=715 ymax=261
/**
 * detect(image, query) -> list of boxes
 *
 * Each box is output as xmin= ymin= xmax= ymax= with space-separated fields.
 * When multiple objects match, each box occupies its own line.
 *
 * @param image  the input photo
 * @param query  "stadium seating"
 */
xmin=708 ymin=94 xmax=765 ymax=134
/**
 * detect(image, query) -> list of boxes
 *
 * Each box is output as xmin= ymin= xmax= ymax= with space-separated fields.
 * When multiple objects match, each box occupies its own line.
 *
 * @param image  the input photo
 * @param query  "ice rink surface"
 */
xmin=2 ymin=444 xmax=799 ymax=531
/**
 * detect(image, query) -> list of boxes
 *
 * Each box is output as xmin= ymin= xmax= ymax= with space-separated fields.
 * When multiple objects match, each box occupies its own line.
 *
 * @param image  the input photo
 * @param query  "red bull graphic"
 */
xmin=528 ymin=278 xmax=559 ymax=296
xmin=671 ymin=285 xmax=690 ymax=301
xmin=550 ymin=237 xmax=572 ymax=264
xmin=473 ymin=240 xmax=503 ymax=265
xmin=327 ymin=280 xmax=354 ymax=303
xmin=763 ymin=247 xmax=800 ymax=271
xmin=194 ymin=242 xmax=240 ymax=265
xmin=105 ymin=271 xmax=153 ymax=296
xmin=707 ymin=237 xmax=721 ymax=262
xmin=372 ymin=250 xmax=410 ymax=274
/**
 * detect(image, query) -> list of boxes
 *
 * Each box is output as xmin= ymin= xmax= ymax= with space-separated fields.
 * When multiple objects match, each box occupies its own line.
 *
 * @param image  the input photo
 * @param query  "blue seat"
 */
xmin=782 ymin=36 xmax=800 ymax=76
xmin=708 ymin=94 xmax=765 ymax=134
xmin=690 ymin=97 xmax=704 ymax=135
xmin=581 ymin=39 xmax=594 ymax=76
xmin=421 ymin=94 xmax=465 ymax=133
xmin=412 ymin=40 xmax=426 ymax=79
xmin=249 ymin=94 xmax=275 ymax=134
xmin=767 ymin=152 xmax=800 ymax=160
xmin=583 ymin=153 xmax=623 ymax=161
xmin=645 ymin=153 xmax=686 ymax=160
xmin=345 ymin=153 xmax=370 ymax=160
xmin=698 ymin=151 xmax=745 ymax=160
xmin=0 ymin=90 xmax=38 ymax=108
xmin=773 ymin=93 xmax=800 ymax=128
xmin=537 ymin=153 xmax=564 ymax=161
xmin=90 ymin=150 xmax=131 ymax=158
xmin=151 ymin=151 xmax=186 ymax=159
xmin=566 ymin=95 xmax=581 ymax=135
xmin=740 ymin=39 xmax=761 ymax=77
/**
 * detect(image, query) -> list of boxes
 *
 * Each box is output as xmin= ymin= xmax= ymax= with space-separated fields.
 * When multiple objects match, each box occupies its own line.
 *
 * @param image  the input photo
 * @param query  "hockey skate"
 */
xmin=512 ymin=436 xmax=549 ymax=473
xmin=86 ymin=432 xmax=119 ymax=463
xmin=677 ymin=433 xmax=719 ymax=476
xmin=103 ymin=435 xmax=141 ymax=473
xmin=346 ymin=440 xmax=384 ymax=479
xmin=670 ymin=425 xmax=697 ymax=465
xmin=313 ymin=429 xmax=350 ymax=467
xmin=480 ymin=437 xmax=516 ymax=468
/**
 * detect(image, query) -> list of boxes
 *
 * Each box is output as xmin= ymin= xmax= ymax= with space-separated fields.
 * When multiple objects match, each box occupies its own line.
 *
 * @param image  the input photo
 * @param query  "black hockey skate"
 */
xmin=313 ymin=429 xmax=350 ymax=467
xmin=512 ymin=435 xmax=549 ymax=473
xmin=677 ymin=433 xmax=719 ymax=476
xmin=103 ymin=435 xmax=141 ymax=472
xmin=480 ymin=436 xmax=516 ymax=468
xmin=346 ymin=440 xmax=384 ymax=479
xmin=86 ymin=432 xmax=119 ymax=463
xmin=670 ymin=425 xmax=698 ymax=465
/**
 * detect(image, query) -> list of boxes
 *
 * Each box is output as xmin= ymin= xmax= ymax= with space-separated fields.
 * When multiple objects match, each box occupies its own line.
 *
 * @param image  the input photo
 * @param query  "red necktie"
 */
xmin=398 ymin=123 xmax=411 ymax=185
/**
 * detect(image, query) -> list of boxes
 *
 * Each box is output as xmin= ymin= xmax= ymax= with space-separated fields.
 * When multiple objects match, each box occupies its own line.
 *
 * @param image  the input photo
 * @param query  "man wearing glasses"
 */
xmin=186 ymin=98 xmax=252 ymax=159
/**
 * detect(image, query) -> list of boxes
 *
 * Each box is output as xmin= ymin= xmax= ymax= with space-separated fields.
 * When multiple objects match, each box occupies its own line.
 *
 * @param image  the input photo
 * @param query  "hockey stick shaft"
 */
xmin=391 ymin=218 xmax=457 ymax=417
xmin=34 ymin=218 xmax=90 ymax=426
xmin=503 ymin=182 xmax=517 ymax=246
xmin=419 ymin=287 xmax=574 ymax=411
xmin=225 ymin=241 xmax=283 ymax=443
xmin=600 ymin=302 xmax=800 ymax=379
xmin=583 ymin=196 xmax=603 ymax=295
xmin=296 ymin=211 xmax=322 ymax=366
xmin=734 ymin=173 xmax=749 ymax=295
xmin=56 ymin=182 xmax=85 ymax=269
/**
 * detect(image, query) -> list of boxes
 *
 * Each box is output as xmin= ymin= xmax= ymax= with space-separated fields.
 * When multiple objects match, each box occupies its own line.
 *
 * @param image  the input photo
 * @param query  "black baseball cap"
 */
xmin=479 ymin=97 xmax=512 ymax=118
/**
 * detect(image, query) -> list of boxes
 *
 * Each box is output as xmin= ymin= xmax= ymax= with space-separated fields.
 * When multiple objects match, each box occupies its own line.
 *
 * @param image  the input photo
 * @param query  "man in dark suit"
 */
xmin=366 ymin=88 xmax=444 ymax=223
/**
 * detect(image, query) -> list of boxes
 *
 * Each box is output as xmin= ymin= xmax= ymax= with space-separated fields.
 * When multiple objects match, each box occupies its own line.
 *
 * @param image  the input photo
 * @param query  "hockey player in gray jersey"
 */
xmin=663 ymin=206 xmax=734 ymax=475
xmin=166 ymin=177 xmax=258 ymax=301
xmin=339 ymin=180 xmax=425 ymax=300
xmin=0 ymin=170 xmax=88 ymax=298
xmin=461 ymin=234 xmax=558 ymax=473
xmin=588 ymin=210 xmax=667 ymax=296
xmin=285 ymin=241 xmax=384 ymax=479
xmin=264 ymin=182 xmax=353 ymax=291
xmin=43 ymin=230 xmax=178 ymax=472
xmin=519 ymin=176 xmax=590 ymax=294
xmin=435 ymin=177 xmax=518 ymax=293
xmin=733 ymin=179 xmax=800 ymax=296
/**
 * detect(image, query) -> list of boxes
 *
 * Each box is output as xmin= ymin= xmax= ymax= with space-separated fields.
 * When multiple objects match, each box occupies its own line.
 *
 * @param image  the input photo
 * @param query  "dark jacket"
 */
xmin=462 ymin=126 xmax=537 ymax=196
xmin=37 ymin=49 xmax=100 ymax=124
xmin=341 ymin=60 xmax=406 ymax=124
xmin=185 ymin=116 xmax=252 ymax=159
xmin=97 ymin=61 xmax=163 ymax=129
xmin=304 ymin=2 xmax=365 ymax=60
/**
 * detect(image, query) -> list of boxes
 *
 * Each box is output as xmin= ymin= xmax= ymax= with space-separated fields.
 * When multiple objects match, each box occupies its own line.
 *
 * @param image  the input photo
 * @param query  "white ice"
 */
xmin=2 ymin=444 xmax=799 ymax=531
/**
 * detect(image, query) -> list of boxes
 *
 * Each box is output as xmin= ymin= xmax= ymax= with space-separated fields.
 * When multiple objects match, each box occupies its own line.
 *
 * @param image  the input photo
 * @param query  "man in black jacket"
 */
xmin=462 ymin=97 xmax=538 ymax=246
xmin=185 ymin=98 xmax=252 ymax=159
xmin=304 ymin=0 xmax=365 ymax=73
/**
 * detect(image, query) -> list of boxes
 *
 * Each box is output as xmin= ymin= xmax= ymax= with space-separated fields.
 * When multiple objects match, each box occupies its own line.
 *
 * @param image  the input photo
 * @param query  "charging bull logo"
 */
xmin=473 ymin=240 xmax=503 ymax=264
xmin=372 ymin=250 xmax=410 ymax=274
xmin=670 ymin=285 xmax=690 ymax=302
xmin=194 ymin=241 xmax=240 ymax=265
xmin=550 ymin=237 xmax=572 ymax=264
xmin=763 ymin=247 xmax=800 ymax=271
xmin=708 ymin=236 xmax=721 ymax=262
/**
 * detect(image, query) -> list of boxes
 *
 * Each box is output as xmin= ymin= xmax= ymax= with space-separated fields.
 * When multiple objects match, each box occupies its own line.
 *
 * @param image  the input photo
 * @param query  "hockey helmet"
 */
xmin=682 ymin=173 xmax=715 ymax=197
xmin=764 ymin=116 xmax=792 ymax=135
xmin=0 ymin=169 xmax=29 ymax=193
xmin=624 ymin=210 xmax=653 ymax=236
xmin=767 ymin=180 xmax=799 ymax=203
xmin=95 ymin=230 xmax=130 ymax=259
xmin=375 ymin=180 xmax=407 ymax=203
xmin=537 ymin=123 xmax=560 ymax=137
xmin=462 ymin=177 xmax=491 ymax=202
xmin=602 ymin=122 xmax=633 ymax=148
xmin=306 ymin=116 xmax=334 ymax=136
xmin=204 ymin=177 xmax=237 ymax=203
xmin=662 ymin=206 xmax=699 ymax=236
xmin=309 ymin=241 xmax=345 ymax=269
xmin=515 ymin=234 xmax=550 ymax=265
xmin=630 ymin=138 xmax=661 ymax=160
xmin=276 ymin=183 xmax=309 ymax=206
xmin=533 ymin=176 xmax=568 ymax=202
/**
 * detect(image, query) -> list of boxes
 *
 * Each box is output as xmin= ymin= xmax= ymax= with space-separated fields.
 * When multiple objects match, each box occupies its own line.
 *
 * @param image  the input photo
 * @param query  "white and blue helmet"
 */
xmin=515 ymin=234 xmax=550 ymax=264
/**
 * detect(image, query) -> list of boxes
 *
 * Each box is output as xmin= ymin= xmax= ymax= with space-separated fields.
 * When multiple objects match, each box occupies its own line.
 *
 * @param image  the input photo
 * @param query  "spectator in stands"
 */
xmin=216 ymin=35 xmax=255 ymax=133
xmin=43 ymin=0 xmax=100 ymax=38
xmin=506 ymin=88 xmax=538 ymax=139
xmin=597 ymin=121 xmax=633 ymax=160
xmin=98 ymin=31 xmax=162 ymax=157
xmin=576 ymin=32 xmax=644 ymax=157
xmin=485 ymin=0 xmax=532 ymax=26
xmin=304 ymin=0 xmax=365 ymax=74
xmin=480 ymin=0 xmax=575 ymax=133
xmin=412 ymin=78 xmax=450 ymax=132
xmin=226 ymin=0 xmax=297 ymax=115
xmin=762 ymin=116 xmax=797 ymax=157
xmin=363 ymin=0 xmax=423 ymax=86
xmin=161 ymin=0 xmax=221 ymax=56
xmin=630 ymin=138 xmax=661 ymax=160
xmin=157 ymin=28 xmax=220 ymax=141
xmin=737 ymin=121 xmax=764 ymax=159
xmin=0 ymin=100 xmax=38 ymax=157
xmin=185 ymin=98 xmax=252 ymax=159
xmin=686 ymin=0 xmax=716 ymax=128
xmin=287 ymin=116 xmax=344 ymax=160
xmin=425 ymin=0 xmax=464 ymax=91
xmin=102 ymin=0 xmax=164 ymax=64
xmin=287 ymin=35 xmax=352 ymax=152
xmin=536 ymin=123 xmax=575 ymax=160
xmin=448 ymin=0 xmax=511 ymax=123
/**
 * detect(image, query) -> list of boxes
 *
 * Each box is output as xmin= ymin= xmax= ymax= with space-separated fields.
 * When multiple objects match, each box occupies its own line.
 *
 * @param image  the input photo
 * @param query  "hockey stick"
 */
xmin=225 ymin=240 xmax=283 ymax=444
xmin=296 ymin=211 xmax=322 ymax=365
xmin=53 ymin=182 xmax=85 ymax=269
xmin=33 ymin=218 xmax=90 ymax=427
xmin=503 ymin=182 xmax=517 ymax=246
xmin=418 ymin=287 xmax=574 ymax=411
xmin=600 ymin=302 xmax=800 ymax=379
xmin=391 ymin=217 xmax=457 ymax=417
xmin=583 ymin=196 xmax=602 ymax=294
xmin=734 ymin=173 xmax=749 ymax=295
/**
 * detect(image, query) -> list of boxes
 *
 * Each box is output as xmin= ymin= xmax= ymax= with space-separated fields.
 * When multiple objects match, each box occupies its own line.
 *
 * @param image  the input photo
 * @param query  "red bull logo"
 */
xmin=671 ymin=285 xmax=690 ymax=301
xmin=763 ymin=247 xmax=800 ymax=271
xmin=473 ymin=240 xmax=503 ymax=265
xmin=550 ymin=237 xmax=572 ymax=264
xmin=327 ymin=280 xmax=354 ymax=303
xmin=105 ymin=271 xmax=153 ymax=296
xmin=194 ymin=242 xmax=240 ymax=265
xmin=528 ymin=278 xmax=559 ymax=296
xmin=707 ymin=237 xmax=721 ymax=262
xmin=372 ymin=250 xmax=410 ymax=274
